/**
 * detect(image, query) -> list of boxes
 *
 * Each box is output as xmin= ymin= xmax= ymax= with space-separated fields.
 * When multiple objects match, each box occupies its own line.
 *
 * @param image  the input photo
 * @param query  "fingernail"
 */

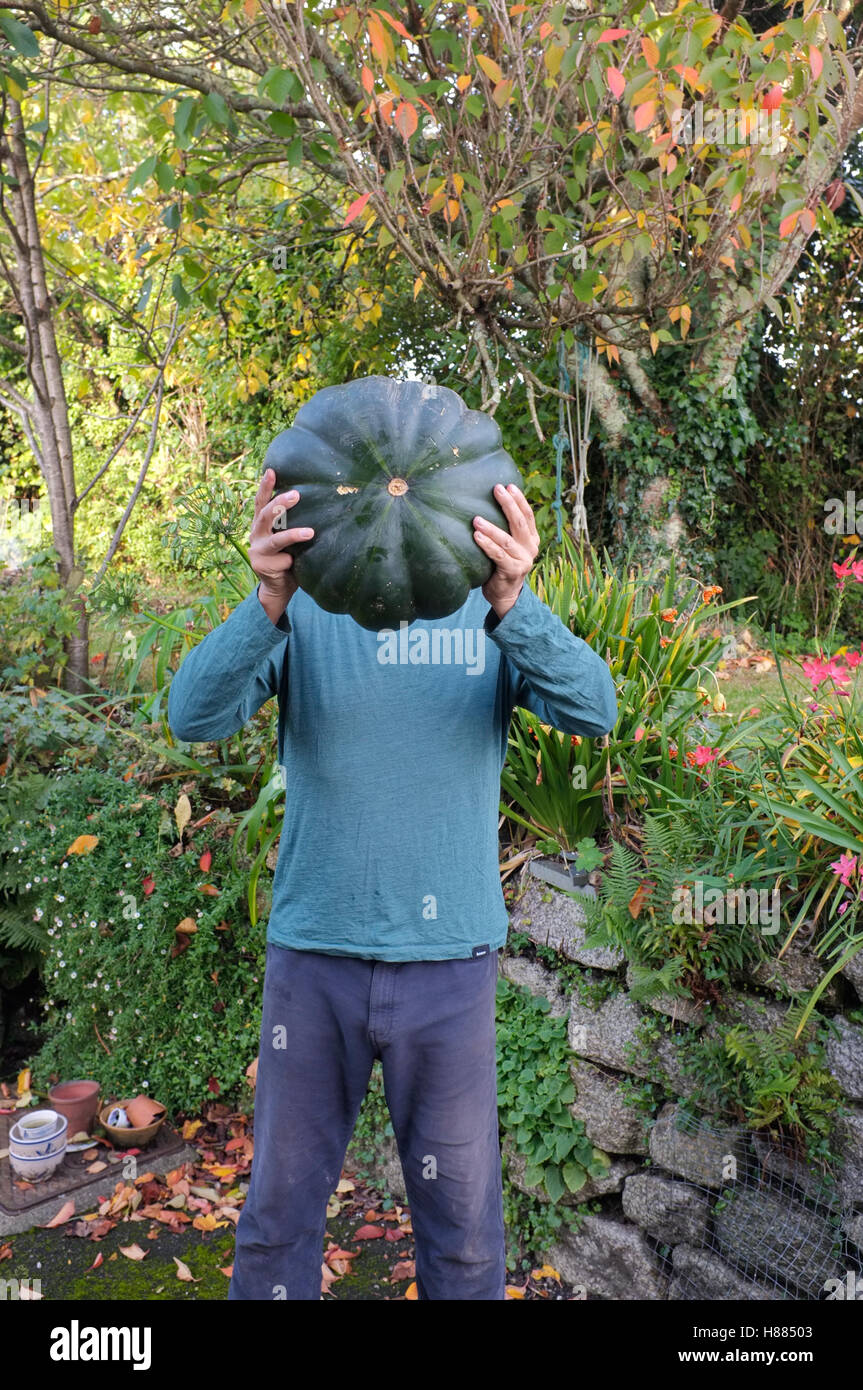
xmin=298 ymin=528 xmax=314 ymax=538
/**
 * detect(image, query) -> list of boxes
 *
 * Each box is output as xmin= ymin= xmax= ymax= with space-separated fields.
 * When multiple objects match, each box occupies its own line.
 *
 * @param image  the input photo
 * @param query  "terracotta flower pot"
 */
xmin=124 ymin=1094 xmax=166 ymax=1129
xmin=48 ymin=1079 xmax=101 ymax=1137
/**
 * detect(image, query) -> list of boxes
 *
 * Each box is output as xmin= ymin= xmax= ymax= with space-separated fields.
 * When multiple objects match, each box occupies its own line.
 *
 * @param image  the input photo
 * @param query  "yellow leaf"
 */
xmin=466 ymin=5 xmax=482 ymax=26
xmin=506 ymin=1285 xmax=526 ymax=1298
xmin=443 ymin=198 xmax=460 ymax=222
xmin=413 ymin=274 xmax=425 ymax=299
xmin=17 ymin=1068 xmax=31 ymax=1096
xmin=476 ymin=54 xmax=503 ymax=84
xmin=531 ymin=1264 xmax=562 ymax=1282
xmin=182 ymin=1118 xmax=203 ymax=1140
xmin=545 ymin=44 xmax=565 ymax=77
xmin=174 ymin=793 xmax=192 ymax=838
xmin=456 ymin=73 xmax=472 ymax=92
xmin=405 ymin=1280 xmax=418 ymax=1299
xmin=66 ymin=834 xmax=99 ymax=856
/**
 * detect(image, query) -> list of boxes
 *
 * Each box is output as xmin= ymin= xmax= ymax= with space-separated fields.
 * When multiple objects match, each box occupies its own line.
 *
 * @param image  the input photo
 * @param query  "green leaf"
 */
xmin=266 ymin=67 xmax=302 ymax=105
xmin=0 ymin=10 xmax=39 ymax=57
xmin=127 ymin=156 xmax=157 ymax=194
xmin=543 ymin=1164 xmax=566 ymax=1203
xmin=155 ymin=161 xmax=175 ymax=193
xmin=170 ymin=274 xmax=190 ymax=308
xmin=162 ymin=203 xmax=181 ymax=231
xmin=203 ymin=91 xmax=229 ymax=126
xmin=285 ymin=136 xmax=303 ymax=167
xmin=562 ymin=1161 xmax=587 ymax=1193
xmin=267 ymin=112 xmax=296 ymax=138
xmin=173 ymin=97 xmax=197 ymax=145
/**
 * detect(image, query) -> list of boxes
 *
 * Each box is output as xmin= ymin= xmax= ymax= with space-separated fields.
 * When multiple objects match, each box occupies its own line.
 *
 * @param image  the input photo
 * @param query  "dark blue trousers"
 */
xmin=228 ymin=942 xmax=507 ymax=1300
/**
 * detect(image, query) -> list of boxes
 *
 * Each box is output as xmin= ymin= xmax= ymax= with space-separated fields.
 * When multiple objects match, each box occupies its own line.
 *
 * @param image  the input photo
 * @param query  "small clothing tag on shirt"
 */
xmin=471 ymin=944 xmax=490 ymax=958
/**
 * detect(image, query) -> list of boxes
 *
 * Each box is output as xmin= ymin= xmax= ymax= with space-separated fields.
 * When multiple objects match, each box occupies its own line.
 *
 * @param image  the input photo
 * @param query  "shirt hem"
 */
xmin=265 ymin=932 xmax=508 ymax=963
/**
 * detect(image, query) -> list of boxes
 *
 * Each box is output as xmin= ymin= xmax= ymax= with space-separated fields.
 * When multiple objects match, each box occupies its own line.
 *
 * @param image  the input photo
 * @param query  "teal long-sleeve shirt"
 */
xmin=167 ymin=579 xmax=618 ymax=961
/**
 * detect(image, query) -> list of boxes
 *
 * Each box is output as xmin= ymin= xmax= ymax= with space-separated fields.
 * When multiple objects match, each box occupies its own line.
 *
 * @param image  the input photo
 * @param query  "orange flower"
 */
xmin=660 ymin=607 xmax=678 ymax=622
xmin=660 ymin=636 xmax=671 ymax=647
xmin=701 ymin=585 xmax=723 ymax=601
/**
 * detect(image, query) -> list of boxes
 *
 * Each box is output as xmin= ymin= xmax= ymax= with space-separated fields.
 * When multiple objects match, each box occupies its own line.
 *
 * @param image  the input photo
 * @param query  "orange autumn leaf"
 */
xmin=641 ymin=35 xmax=659 ymax=69
xmin=43 ymin=1200 xmax=76 ymax=1228
xmin=89 ymin=1252 xmax=104 ymax=1270
xmin=634 ymin=100 xmax=655 ymax=132
xmin=405 ymin=1281 xmax=418 ymax=1299
xmin=67 ymin=834 xmax=99 ymax=856
xmin=394 ymin=100 xmax=418 ymax=139
xmin=361 ymin=64 xmax=374 ymax=94
xmin=173 ymin=1256 xmax=200 ymax=1281
xmin=198 ymin=849 xmax=212 ymax=873
xmin=506 ymin=1285 xmax=526 ymax=1298
xmin=197 ymin=883 xmax=220 ymax=896
xmin=354 ymin=1224 xmax=386 ymax=1239
xmin=119 ymin=1244 xmax=148 ymax=1261
xmin=628 ymin=879 xmax=655 ymax=918
xmin=456 ymin=73 xmax=471 ymax=91
xmin=598 ymin=27 xmax=630 ymax=42
xmin=808 ymin=45 xmax=823 ymax=80
xmin=443 ymin=198 xmax=460 ymax=223
xmin=219 ymin=1264 xmax=233 ymax=1277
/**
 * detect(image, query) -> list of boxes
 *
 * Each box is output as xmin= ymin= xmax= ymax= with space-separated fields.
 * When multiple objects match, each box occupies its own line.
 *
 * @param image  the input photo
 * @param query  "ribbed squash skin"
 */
xmin=263 ymin=375 xmax=523 ymax=630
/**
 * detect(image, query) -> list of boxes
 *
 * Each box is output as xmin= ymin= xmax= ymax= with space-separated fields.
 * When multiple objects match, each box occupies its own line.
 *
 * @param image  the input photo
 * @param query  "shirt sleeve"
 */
xmin=166 ymin=583 xmax=291 ymax=743
xmin=486 ymin=581 xmax=618 ymax=737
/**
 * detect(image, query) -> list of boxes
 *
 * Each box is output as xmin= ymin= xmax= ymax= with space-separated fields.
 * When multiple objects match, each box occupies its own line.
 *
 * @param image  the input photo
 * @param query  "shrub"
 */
xmin=8 ymin=769 xmax=266 ymax=1114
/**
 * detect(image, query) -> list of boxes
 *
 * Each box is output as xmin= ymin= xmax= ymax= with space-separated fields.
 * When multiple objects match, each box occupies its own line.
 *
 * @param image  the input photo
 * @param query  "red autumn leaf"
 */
xmin=761 ymin=83 xmax=783 ymax=111
xmin=598 ymin=27 xmax=630 ymax=42
xmin=384 ymin=1227 xmax=404 ymax=1241
xmin=354 ymin=1224 xmax=386 ymax=1240
xmin=219 ymin=1264 xmax=233 ymax=1277
xmin=88 ymin=15 xmax=101 ymax=34
xmin=141 ymin=875 xmax=155 ymax=896
xmin=91 ymin=652 xmax=105 ymax=664
xmin=344 ymin=191 xmax=371 ymax=226
xmin=207 ymin=1076 xmax=221 ymax=1095
xmin=89 ymin=1251 xmax=104 ymax=1269
xmin=198 ymin=849 xmax=212 ymax=873
xmin=197 ymin=883 xmax=220 ymax=896
xmin=606 ymin=66 xmax=626 ymax=99
xmin=808 ymin=45 xmax=823 ymax=79
xmin=778 ymin=209 xmax=800 ymax=237
xmin=324 ymin=1246 xmax=360 ymax=1267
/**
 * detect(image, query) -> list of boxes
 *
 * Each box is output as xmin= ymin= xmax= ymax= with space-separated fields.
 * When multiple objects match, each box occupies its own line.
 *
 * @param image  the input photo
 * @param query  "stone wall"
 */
xmin=376 ymin=874 xmax=863 ymax=1300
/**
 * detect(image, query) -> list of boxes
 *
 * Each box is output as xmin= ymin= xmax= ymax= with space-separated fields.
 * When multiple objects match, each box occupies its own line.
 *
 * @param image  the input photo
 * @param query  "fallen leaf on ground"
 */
xmin=219 ymin=1264 xmax=233 ymax=1278
xmin=506 ymin=1286 xmax=526 ymax=1298
xmin=89 ymin=1253 xmax=104 ymax=1270
xmin=119 ymin=1244 xmax=148 ymax=1261
xmin=531 ymin=1264 xmax=561 ymax=1282
xmin=354 ymin=1224 xmax=386 ymax=1240
xmin=405 ymin=1281 xmax=418 ymax=1299
xmin=86 ymin=1160 xmax=108 ymax=1174
xmin=0 ymin=1243 xmax=12 ymax=1261
xmin=173 ymin=1256 xmax=200 ymax=1282
xmin=391 ymin=1260 xmax=416 ymax=1281
xmin=182 ymin=1119 xmax=204 ymax=1140
xmin=43 ymin=1200 xmax=76 ymax=1228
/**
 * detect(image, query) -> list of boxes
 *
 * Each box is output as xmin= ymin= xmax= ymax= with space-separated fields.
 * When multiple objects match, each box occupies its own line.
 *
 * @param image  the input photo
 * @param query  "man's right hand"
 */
xmin=250 ymin=468 xmax=315 ymax=626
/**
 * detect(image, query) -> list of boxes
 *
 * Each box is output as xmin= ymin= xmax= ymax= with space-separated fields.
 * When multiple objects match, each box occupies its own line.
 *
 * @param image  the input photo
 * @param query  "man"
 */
xmin=167 ymin=464 xmax=618 ymax=1301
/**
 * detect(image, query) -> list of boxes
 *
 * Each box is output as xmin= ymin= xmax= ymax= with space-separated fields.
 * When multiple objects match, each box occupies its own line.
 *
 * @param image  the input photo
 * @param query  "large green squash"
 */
xmin=263 ymin=375 xmax=523 ymax=631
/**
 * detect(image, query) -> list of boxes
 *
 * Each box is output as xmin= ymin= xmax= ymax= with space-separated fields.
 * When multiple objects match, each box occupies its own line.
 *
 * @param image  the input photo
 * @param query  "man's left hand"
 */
xmin=474 ymin=483 xmax=540 ymax=620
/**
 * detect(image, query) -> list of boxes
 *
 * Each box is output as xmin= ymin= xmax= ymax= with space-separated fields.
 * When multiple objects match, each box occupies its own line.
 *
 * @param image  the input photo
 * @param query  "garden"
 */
xmin=0 ymin=0 xmax=862 ymax=1311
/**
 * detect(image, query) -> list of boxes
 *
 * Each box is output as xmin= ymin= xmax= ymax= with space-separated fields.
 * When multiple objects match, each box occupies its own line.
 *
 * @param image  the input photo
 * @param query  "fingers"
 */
xmin=494 ymin=482 xmax=538 ymax=540
xmin=266 ymin=523 xmax=315 ymax=551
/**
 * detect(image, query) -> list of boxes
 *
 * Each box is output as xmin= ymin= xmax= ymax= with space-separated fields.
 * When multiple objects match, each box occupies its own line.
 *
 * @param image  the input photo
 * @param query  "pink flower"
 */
xmin=851 ymin=560 xmax=863 ymax=582
xmin=833 ymin=560 xmax=854 ymax=581
xmin=634 ymin=726 xmax=646 ymax=743
xmin=693 ymin=744 xmax=719 ymax=766
xmin=830 ymin=852 xmax=858 ymax=887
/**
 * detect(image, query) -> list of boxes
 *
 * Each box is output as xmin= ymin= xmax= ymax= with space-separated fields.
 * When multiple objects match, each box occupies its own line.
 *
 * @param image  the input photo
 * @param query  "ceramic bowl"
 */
xmin=8 ymin=1114 xmax=68 ymax=1182
xmin=9 ymin=1111 xmax=67 ymax=1154
xmin=99 ymin=1100 xmax=166 ymax=1149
